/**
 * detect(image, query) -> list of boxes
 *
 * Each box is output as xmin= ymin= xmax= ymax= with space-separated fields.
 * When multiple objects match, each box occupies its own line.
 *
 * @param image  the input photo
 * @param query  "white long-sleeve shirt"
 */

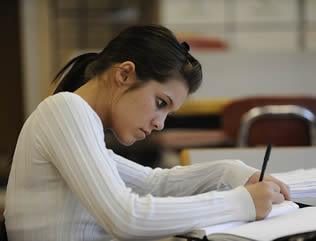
xmin=5 ymin=92 xmax=257 ymax=241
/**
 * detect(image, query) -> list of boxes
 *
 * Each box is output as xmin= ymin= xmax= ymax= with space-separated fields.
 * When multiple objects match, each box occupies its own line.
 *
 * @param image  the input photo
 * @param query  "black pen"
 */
xmin=259 ymin=143 xmax=272 ymax=182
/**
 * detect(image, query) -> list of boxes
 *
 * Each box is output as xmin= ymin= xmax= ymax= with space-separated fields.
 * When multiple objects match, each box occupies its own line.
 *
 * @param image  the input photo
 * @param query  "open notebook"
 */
xmin=181 ymin=201 xmax=316 ymax=241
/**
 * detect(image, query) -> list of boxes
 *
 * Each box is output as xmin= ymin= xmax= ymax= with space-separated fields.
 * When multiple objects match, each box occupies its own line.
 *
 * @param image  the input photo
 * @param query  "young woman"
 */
xmin=5 ymin=25 xmax=290 ymax=241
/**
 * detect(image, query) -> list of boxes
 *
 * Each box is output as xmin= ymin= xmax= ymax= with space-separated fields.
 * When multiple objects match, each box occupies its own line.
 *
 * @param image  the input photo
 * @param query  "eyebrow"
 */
xmin=164 ymin=94 xmax=178 ymax=116
xmin=165 ymin=94 xmax=174 ymax=106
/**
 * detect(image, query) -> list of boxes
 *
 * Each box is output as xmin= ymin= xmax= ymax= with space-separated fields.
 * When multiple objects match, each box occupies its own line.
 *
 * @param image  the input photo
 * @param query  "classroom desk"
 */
xmin=180 ymin=146 xmax=316 ymax=171
xmin=175 ymin=98 xmax=231 ymax=116
xmin=156 ymin=98 xmax=233 ymax=149
xmin=180 ymin=146 xmax=316 ymax=205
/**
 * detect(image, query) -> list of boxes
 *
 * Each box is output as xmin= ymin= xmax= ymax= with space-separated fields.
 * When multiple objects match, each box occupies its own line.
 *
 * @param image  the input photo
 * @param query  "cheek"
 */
xmin=140 ymin=101 xmax=157 ymax=120
xmin=133 ymin=94 xmax=156 ymax=116
xmin=113 ymin=93 xmax=155 ymax=130
xmin=115 ymin=100 xmax=145 ymax=129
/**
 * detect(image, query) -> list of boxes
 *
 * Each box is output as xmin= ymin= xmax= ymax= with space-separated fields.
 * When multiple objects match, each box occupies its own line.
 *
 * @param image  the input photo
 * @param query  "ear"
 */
xmin=114 ymin=61 xmax=136 ymax=87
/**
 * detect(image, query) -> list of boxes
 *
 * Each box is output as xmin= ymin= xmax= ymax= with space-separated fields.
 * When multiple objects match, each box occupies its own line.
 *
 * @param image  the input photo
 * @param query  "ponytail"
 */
xmin=53 ymin=53 xmax=98 ymax=94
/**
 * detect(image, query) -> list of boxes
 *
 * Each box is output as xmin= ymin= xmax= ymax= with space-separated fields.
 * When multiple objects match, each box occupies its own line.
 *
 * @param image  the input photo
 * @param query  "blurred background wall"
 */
xmin=1 ymin=0 xmax=316 ymax=167
xmin=20 ymin=0 xmax=316 ymax=115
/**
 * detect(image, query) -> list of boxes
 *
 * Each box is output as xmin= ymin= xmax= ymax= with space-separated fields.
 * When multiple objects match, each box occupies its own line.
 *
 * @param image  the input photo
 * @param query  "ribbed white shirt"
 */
xmin=5 ymin=92 xmax=256 ymax=241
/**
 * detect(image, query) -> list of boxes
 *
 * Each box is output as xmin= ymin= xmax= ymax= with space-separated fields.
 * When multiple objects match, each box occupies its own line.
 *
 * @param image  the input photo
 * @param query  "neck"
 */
xmin=74 ymin=75 xmax=112 ymax=127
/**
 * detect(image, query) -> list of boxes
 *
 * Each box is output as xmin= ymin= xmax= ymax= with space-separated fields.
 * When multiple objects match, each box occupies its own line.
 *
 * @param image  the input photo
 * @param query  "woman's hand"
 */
xmin=246 ymin=171 xmax=291 ymax=200
xmin=244 ymin=171 xmax=291 ymax=220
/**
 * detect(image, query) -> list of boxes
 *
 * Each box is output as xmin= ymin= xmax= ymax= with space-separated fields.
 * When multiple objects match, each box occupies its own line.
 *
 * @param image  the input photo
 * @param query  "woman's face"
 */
xmin=111 ymin=78 xmax=188 ymax=146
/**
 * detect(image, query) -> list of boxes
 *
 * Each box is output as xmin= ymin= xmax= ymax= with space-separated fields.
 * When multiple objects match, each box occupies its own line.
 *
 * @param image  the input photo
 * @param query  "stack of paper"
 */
xmin=272 ymin=168 xmax=316 ymax=198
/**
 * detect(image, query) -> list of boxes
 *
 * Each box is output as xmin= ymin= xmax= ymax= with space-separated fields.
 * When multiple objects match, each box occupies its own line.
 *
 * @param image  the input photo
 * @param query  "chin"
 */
xmin=120 ymin=139 xmax=135 ymax=146
xmin=114 ymin=134 xmax=136 ymax=146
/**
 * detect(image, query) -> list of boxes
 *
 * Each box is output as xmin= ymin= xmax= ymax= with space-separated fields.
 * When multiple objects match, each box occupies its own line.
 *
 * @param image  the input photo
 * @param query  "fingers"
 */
xmin=268 ymin=176 xmax=291 ymax=201
xmin=274 ymin=193 xmax=285 ymax=204
xmin=270 ymin=181 xmax=280 ymax=193
xmin=279 ymin=183 xmax=291 ymax=200
xmin=254 ymin=174 xmax=292 ymax=201
xmin=272 ymin=190 xmax=285 ymax=204
xmin=268 ymin=181 xmax=285 ymax=204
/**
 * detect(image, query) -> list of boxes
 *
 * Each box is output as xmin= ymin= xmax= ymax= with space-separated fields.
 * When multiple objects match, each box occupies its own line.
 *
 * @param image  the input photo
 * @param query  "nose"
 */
xmin=151 ymin=114 xmax=166 ymax=131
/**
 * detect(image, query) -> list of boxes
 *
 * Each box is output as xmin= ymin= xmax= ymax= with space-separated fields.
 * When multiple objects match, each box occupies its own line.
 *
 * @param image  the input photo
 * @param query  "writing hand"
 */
xmin=245 ymin=181 xmax=285 ymax=220
xmin=246 ymin=171 xmax=291 ymax=201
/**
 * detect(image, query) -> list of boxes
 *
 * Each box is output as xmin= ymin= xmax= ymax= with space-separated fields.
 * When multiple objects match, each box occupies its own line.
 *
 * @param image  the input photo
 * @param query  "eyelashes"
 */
xmin=156 ymin=98 xmax=167 ymax=109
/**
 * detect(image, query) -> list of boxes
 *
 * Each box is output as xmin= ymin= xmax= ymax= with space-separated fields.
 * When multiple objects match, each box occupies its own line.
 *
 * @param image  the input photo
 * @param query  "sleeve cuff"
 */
xmin=224 ymin=186 xmax=256 ymax=222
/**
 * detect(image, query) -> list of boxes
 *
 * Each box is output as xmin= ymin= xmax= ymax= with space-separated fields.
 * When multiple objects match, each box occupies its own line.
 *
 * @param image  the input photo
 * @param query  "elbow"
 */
xmin=101 ymin=209 xmax=151 ymax=241
xmin=109 ymin=224 xmax=148 ymax=241
xmin=98 ymin=193 xmax=157 ymax=240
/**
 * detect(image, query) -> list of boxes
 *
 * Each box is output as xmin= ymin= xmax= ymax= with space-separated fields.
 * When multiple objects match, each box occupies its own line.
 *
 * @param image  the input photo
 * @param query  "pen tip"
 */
xmin=265 ymin=142 xmax=272 ymax=159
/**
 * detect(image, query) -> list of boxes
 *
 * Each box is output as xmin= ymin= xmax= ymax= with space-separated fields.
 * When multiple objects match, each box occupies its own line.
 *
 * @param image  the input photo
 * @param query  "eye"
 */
xmin=156 ymin=98 xmax=167 ymax=109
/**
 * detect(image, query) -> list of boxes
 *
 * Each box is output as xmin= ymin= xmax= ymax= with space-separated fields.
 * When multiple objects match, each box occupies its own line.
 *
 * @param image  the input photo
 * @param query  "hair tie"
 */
xmin=181 ymin=41 xmax=190 ymax=52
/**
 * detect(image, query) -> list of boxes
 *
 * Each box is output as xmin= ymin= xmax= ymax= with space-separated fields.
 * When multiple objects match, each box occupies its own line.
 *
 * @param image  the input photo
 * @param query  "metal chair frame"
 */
xmin=237 ymin=105 xmax=316 ymax=147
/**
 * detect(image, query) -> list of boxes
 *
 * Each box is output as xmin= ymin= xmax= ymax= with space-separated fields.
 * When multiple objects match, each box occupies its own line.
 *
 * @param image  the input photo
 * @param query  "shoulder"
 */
xmin=39 ymin=92 xmax=91 ymax=114
xmin=41 ymin=92 xmax=86 ymax=107
xmin=37 ymin=92 xmax=102 ymax=128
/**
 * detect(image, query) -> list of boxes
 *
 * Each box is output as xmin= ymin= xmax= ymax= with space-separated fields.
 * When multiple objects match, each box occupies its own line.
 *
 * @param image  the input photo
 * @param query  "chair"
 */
xmin=237 ymin=105 xmax=316 ymax=146
xmin=221 ymin=96 xmax=316 ymax=147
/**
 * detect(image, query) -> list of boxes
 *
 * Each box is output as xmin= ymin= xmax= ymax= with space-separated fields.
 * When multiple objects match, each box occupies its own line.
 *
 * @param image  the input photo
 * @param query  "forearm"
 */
xmin=109 ymin=186 xmax=256 ymax=241
xmin=113 ymin=151 xmax=257 ymax=197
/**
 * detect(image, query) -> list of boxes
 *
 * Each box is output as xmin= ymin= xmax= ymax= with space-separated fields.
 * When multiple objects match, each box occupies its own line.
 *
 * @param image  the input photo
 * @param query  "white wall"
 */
xmin=160 ymin=0 xmax=316 ymax=99
xmin=190 ymin=51 xmax=316 ymax=99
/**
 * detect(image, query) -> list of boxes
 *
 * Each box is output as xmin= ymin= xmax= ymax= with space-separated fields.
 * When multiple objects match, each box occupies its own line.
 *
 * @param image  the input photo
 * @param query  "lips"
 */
xmin=141 ymin=129 xmax=150 ymax=136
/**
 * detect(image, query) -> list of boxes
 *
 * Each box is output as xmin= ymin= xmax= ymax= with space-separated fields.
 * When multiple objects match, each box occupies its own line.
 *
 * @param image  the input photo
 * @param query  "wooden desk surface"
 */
xmin=175 ymin=98 xmax=231 ymax=116
xmin=181 ymin=146 xmax=316 ymax=173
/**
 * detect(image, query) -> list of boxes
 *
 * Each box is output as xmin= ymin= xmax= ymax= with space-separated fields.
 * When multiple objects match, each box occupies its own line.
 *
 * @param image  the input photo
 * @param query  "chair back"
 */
xmin=221 ymin=96 xmax=316 ymax=147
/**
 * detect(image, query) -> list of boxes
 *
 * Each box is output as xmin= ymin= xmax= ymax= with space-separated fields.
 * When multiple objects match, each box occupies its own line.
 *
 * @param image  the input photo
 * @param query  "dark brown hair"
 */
xmin=53 ymin=25 xmax=202 ymax=95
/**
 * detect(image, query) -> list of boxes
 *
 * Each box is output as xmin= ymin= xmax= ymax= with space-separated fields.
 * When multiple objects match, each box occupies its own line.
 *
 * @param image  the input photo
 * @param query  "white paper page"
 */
xmin=214 ymin=207 xmax=316 ymax=241
xmin=266 ymin=200 xmax=298 ymax=218
xmin=200 ymin=201 xmax=298 ymax=236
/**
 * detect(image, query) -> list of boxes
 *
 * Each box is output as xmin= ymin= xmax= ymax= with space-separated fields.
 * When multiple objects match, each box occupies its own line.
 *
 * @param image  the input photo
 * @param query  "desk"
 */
xmin=175 ymin=98 xmax=231 ymax=116
xmin=157 ymin=98 xmax=233 ymax=149
xmin=180 ymin=146 xmax=316 ymax=205
xmin=180 ymin=146 xmax=316 ymax=172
